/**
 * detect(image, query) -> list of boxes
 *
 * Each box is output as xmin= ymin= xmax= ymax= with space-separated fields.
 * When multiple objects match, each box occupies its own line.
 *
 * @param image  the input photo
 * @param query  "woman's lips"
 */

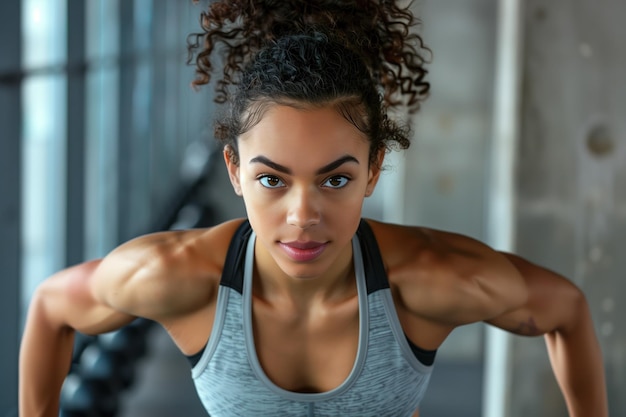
xmin=278 ymin=241 xmax=328 ymax=262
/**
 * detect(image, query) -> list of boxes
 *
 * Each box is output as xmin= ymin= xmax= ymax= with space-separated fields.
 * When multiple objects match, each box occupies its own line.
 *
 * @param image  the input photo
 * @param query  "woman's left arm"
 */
xmin=486 ymin=253 xmax=608 ymax=417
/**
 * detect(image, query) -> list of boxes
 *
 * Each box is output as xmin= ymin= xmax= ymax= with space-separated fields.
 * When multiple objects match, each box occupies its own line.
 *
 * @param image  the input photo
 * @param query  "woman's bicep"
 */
xmin=90 ymin=230 xmax=219 ymax=321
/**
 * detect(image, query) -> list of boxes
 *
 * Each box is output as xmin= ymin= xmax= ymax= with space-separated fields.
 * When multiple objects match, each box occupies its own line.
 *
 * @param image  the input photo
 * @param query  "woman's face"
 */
xmin=225 ymin=104 xmax=381 ymax=280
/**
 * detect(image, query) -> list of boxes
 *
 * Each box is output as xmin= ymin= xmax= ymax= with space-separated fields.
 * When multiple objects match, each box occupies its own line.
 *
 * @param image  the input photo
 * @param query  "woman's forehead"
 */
xmin=239 ymin=105 xmax=369 ymax=150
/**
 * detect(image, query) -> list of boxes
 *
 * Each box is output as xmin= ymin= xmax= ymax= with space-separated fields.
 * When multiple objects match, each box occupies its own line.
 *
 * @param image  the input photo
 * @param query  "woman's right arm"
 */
xmin=19 ymin=259 xmax=137 ymax=417
xmin=19 ymin=224 xmax=229 ymax=417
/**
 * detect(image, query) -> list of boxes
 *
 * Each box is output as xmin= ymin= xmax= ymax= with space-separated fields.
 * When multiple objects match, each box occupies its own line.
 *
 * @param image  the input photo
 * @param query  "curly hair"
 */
xmin=187 ymin=0 xmax=431 ymax=165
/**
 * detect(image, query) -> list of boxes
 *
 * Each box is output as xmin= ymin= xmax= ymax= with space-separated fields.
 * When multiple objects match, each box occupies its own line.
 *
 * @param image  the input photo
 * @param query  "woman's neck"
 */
xmin=252 ymin=239 xmax=356 ymax=312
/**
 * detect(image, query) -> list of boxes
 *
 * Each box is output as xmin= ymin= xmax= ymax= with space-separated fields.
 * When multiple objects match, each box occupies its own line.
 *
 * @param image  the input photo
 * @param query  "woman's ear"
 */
xmin=365 ymin=149 xmax=385 ymax=197
xmin=223 ymin=146 xmax=242 ymax=196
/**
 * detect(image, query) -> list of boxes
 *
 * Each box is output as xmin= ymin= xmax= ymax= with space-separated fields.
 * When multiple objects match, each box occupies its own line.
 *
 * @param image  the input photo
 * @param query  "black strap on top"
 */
xmin=187 ymin=221 xmax=252 ymax=367
xmin=357 ymin=219 xmax=438 ymax=365
xmin=356 ymin=219 xmax=391 ymax=295
xmin=219 ymin=220 xmax=253 ymax=294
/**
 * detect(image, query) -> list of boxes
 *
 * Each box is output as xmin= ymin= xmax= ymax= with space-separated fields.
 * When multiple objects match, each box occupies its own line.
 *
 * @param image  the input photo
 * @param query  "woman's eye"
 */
xmin=323 ymin=176 xmax=349 ymax=189
xmin=259 ymin=175 xmax=285 ymax=188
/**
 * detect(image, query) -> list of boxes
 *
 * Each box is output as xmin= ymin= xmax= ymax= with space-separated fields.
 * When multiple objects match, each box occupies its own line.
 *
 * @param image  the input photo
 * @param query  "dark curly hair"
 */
xmin=187 ymin=0 xmax=431 ymax=165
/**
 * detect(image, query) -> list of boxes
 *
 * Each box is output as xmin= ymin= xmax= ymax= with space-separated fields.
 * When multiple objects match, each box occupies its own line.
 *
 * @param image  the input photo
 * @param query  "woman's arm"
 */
xmin=19 ymin=226 xmax=224 ymax=417
xmin=19 ymin=260 xmax=136 ymax=417
xmin=486 ymin=253 xmax=608 ymax=417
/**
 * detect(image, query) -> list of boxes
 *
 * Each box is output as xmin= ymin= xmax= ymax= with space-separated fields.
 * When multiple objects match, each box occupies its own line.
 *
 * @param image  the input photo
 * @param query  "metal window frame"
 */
xmin=65 ymin=0 xmax=87 ymax=267
xmin=0 ymin=1 xmax=22 ymax=415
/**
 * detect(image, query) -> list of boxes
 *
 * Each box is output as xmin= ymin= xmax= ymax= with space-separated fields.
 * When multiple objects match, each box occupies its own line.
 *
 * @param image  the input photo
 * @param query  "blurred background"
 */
xmin=1 ymin=0 xmax=624 ymax=416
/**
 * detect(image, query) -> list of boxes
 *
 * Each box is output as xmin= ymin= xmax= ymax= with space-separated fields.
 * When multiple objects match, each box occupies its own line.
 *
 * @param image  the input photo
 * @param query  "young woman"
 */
xmin=19 ymin=1 xmax=608 ymax=416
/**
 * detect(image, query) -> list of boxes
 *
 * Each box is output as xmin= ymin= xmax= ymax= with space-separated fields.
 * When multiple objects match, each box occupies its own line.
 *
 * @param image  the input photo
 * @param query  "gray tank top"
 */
xmin=190 ymin=220 xmax=434 ymax=416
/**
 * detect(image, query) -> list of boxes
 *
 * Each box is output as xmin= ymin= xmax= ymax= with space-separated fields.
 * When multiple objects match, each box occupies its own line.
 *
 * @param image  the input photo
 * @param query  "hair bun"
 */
xmin=188 ymin=0 xmax=430 ymax=112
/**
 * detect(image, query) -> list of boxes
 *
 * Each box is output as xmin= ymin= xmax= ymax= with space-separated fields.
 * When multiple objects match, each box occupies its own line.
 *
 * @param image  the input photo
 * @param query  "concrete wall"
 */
xmin=508 ymin=0 xmax=626 ymax=415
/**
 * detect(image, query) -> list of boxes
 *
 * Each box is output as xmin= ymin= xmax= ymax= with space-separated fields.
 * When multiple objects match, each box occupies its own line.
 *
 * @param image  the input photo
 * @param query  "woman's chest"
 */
xmin=251 ymin=296 xmax=360 ymax=393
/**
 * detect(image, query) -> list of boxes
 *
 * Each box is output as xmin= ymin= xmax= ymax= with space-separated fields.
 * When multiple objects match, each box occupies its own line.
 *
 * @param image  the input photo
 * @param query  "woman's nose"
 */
xmin=286 ymin=187 xmax=321 ymax=229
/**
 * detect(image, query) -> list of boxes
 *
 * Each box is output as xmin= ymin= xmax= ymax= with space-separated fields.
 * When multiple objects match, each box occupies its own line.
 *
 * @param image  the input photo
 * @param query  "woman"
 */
xmin=19 ymin=1 xmax=608 ymax=416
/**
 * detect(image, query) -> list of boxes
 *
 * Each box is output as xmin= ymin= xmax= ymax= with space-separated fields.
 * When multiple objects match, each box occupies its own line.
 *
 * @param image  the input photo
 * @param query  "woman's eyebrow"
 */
xmin=249 ymin=156 xmax=291 ymax=173
xmin=315 ymin=155 xmax=359 ymax=174
xmin=249 ymin=155 xmax=359 ymax=175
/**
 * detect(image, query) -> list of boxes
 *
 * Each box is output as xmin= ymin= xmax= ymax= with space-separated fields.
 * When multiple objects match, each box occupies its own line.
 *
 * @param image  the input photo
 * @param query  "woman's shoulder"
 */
xmin=111 ymin=217 xmax=247 ymax=268
xmin=98 ymin=219 xmax=243 ymax=295
xmin=363 ymin=219 xmax=501 ymax=291
xmin=92 ymin=219 xmax=248 ymax=317
xmin=364 ymin=219 xmax=489 ymax=267
xmin=363 ymin=219 xmax=526 ymax=326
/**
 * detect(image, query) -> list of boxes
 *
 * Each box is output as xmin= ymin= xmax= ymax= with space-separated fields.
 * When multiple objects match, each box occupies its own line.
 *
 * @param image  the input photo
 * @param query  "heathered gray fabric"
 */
xmin=191 ymin=230 xmax=433 ymax=416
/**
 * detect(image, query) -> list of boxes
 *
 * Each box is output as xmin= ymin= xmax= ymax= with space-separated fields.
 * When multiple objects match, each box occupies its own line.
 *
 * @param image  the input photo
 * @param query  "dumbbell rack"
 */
xmin=59 ymin=319 xmax=154 ymax=417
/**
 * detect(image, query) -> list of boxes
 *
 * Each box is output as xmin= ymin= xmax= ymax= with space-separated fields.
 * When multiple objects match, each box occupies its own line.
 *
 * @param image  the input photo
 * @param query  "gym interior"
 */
xmin=1 ymin=1 xmax=624 ymax=416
